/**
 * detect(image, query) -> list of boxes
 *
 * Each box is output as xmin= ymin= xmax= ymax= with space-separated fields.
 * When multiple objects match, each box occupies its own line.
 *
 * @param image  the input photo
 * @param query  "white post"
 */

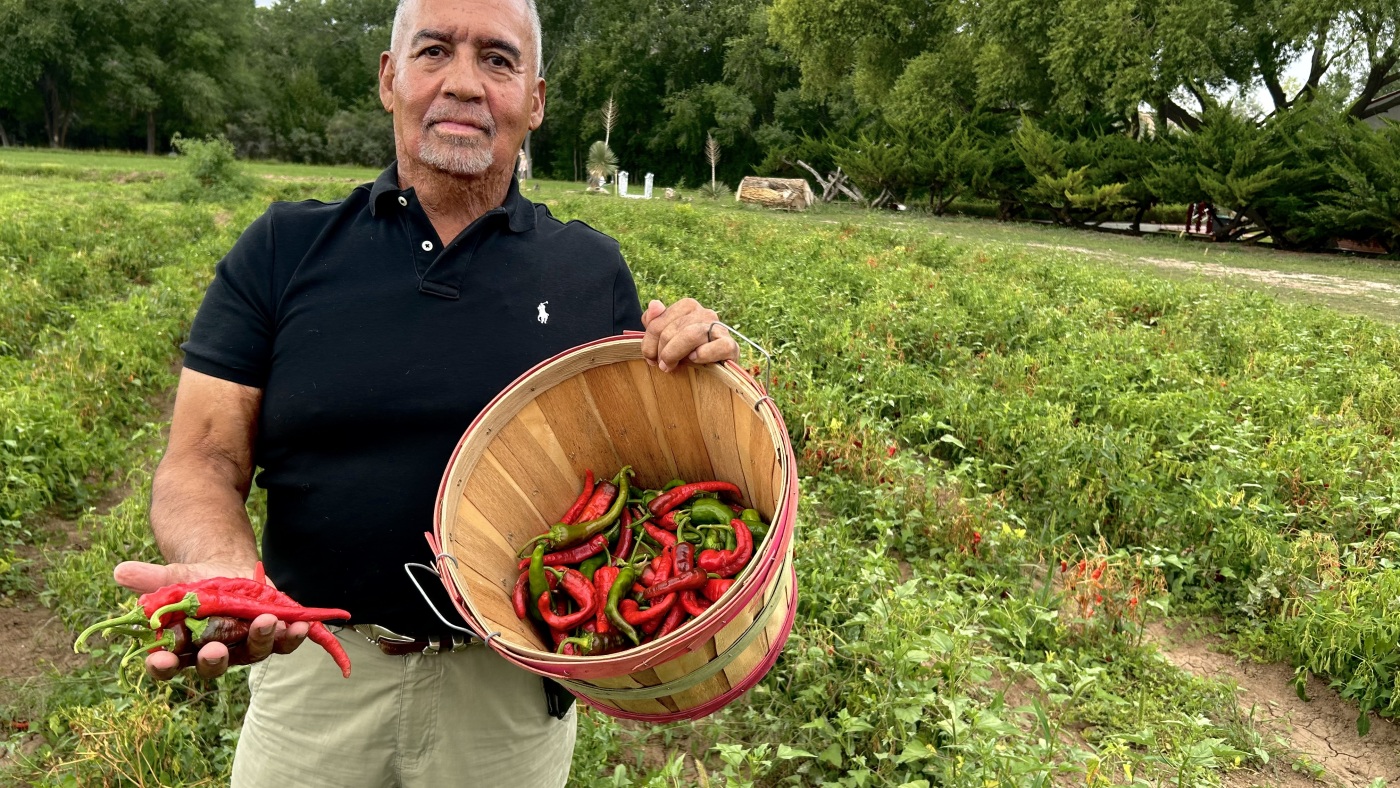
xmin=643 ymin=173 xmax=654 ymax=199
xmin=617 ymin=170 xmax=630 ymax=197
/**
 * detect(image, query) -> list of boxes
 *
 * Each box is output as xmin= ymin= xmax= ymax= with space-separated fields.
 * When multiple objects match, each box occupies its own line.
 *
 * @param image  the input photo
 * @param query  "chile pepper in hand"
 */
xmin=517 ymin=468 xmax=632 ymax=557
xmin=560 ymin=470 xmax=595 ymax=524
xmin=514 ymin=533 xmax=608 ymax=572
xmin=647 ymin=481 xmax=742 ymax=517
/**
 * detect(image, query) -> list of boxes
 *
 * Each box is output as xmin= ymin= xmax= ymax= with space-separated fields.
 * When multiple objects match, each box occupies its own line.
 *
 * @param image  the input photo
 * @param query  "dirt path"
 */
xmin=1149 ymin=622 xmax=1400 ymax=787
xmin=1020 ymin=241 xmax=1400 ymax=311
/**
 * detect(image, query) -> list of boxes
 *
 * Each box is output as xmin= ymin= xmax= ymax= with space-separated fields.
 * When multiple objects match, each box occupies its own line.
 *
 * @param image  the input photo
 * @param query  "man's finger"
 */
xmin=240 ymin=614 xmax=280 ymax=664
xmin=644 ymin=299 xmax=703 ymax=368
xmin=195 ymin=641 xmax=231 ymax=679
xmin=640 ymin=299 xmax=680 ymax=364
xmin=114 ymin=561 xmax=174 ymax=595
xmin=687 ymin=334 xmax=741 ymax=366
xmin=657 ymin=321 xmax=717 ymax=371
xmin=273 ymin=620 xmax=310 ymax=655
xmin=146 ymin=650 xmax=182 ymax=682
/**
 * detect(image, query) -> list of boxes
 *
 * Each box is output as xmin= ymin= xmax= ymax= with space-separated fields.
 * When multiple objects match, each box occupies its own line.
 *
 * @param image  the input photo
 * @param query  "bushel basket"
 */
xmin=425 ymin=334 xmax=798 ymax=721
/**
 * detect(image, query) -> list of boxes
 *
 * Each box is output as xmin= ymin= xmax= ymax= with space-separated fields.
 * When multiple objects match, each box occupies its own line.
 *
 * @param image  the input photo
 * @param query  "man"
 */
xmin=109 ymin=0 xmax=738 ymax=784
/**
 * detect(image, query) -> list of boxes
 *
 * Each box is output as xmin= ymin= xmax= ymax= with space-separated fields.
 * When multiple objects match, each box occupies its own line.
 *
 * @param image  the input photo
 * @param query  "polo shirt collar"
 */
xmin=368 ymin=161 xmax=536 ymax=233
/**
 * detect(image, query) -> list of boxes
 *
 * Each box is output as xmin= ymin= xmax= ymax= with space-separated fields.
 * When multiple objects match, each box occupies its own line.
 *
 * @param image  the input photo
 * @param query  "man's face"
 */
xmin=378 ymin=0 xmax=545 ymax=178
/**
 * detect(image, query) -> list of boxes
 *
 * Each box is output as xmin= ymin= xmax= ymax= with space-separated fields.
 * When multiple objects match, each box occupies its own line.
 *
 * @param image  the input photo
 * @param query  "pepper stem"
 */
xmin=74 ymin=607 xmax=153 ymax=653
xmin=148 ymin=592 xmax=201 ymax=628
xmin=119 ymin=631 xmax=173 ymax=671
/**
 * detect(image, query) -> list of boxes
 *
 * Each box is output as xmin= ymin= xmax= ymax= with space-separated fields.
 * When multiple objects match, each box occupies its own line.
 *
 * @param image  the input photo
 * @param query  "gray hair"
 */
xmin=390 ymin=0 xmax=543 ymax=76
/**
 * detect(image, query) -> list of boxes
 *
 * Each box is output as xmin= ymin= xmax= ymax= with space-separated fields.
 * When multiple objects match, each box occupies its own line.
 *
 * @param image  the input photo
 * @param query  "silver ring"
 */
xmin=708 ymin=321 xmax=721 ymax=343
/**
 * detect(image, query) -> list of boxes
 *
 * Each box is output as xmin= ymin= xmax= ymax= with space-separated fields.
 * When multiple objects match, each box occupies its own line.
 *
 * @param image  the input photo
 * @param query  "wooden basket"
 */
xmin=427 ymin=334 xmax=798 ymax=721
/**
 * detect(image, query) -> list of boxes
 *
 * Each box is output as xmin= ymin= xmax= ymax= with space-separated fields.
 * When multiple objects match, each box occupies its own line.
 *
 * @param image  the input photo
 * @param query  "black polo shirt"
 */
xmin=182 ymin=164 xmax=644 ymax=636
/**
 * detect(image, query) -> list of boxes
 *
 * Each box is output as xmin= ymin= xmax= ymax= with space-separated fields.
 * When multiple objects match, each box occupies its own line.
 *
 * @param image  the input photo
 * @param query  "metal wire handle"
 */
xmin=403 ymin=562 xmax=498 ymax=643
xmin=710 ymin=321 xmax=775 ymax=413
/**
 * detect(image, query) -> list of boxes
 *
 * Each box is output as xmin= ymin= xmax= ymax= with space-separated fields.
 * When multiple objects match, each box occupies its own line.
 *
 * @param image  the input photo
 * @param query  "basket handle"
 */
xmin=402 ymin=561 xmax=495 ymax=643
xmin=625 ymin=325 xmax=776 ymax=412
xmin=711 ymin=321 xmax=775 ymax=413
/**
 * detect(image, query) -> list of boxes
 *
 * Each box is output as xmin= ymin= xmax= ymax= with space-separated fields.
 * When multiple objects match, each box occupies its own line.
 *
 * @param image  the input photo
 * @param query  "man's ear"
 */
xmin=529 ymin=77 xmax=546 ymax=131
xmin=378 ymin=51 xmax=396 ymax=113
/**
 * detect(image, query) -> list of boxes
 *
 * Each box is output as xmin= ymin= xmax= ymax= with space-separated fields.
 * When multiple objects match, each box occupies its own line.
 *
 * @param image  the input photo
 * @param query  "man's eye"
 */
xmin=423 ymin=46 xmax=446 ymax=58
xmin=487 ymin=54 xmax=513 ymax=68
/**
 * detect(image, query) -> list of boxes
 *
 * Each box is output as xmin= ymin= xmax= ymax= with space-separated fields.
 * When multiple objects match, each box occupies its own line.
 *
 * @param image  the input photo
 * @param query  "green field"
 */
xmin=2 ymin=149 xmax=1399 ymax=786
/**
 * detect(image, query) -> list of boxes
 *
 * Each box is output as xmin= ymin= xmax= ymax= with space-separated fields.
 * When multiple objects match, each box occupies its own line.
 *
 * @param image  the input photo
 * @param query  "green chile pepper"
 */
xmin=528 ymin=543 xmax=549 ymax=623
xmin=605 ymin=565 xmax=640 ymax=645
xmin=689 ymin=498 xmax=735 ymax=526
xmin=578 ymin=554 xmax=608 ymax=581
xmin=662 ymin=478 xmax=687 ymax=491
xmin=741 ymin=508 xmax=769 ymax=541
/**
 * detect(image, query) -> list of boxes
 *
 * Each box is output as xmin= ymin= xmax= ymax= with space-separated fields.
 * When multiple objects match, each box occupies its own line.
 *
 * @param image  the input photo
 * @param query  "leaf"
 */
xmin=1357 ymin=711 xmax=1371 ymax=737
xmin=818 ymin=742 xmax=843 ymax=768
xmin=939 ymin=434 xmax=965 ymax=449
xmin=777 ymin=745 xmax=816 ymax=760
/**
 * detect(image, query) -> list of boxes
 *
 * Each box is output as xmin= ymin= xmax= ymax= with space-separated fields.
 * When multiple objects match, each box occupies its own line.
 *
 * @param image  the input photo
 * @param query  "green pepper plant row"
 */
xmin=513 ymin=467 xmax=770 ymax=656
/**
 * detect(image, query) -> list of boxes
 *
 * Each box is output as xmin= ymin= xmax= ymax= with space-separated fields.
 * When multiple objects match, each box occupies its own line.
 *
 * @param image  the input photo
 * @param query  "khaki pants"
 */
xmin=231 ymin=627 xmax=576 ymax=788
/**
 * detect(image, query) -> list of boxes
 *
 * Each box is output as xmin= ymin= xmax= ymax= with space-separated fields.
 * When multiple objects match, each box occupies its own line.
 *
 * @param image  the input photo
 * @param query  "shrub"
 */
xmin=163 ymin=134 xmax=256 ymax=203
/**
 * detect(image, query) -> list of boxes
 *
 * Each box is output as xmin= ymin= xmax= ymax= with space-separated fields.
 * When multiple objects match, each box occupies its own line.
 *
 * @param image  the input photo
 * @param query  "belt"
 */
xmin=351 ymin=624 xmax=474 ymax=656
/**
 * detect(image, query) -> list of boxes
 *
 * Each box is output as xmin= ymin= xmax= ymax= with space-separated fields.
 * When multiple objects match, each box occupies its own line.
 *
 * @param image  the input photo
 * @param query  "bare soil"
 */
xmin=1149 ymin=621 xmax=1400 ymax=787
xmin=1021 ymin=241 xmax=1400 ymax=311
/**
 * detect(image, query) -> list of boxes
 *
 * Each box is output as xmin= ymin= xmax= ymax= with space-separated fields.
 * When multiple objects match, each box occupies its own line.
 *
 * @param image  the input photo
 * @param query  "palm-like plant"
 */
xmin=586 ymin=140 xmax=618 ymax=192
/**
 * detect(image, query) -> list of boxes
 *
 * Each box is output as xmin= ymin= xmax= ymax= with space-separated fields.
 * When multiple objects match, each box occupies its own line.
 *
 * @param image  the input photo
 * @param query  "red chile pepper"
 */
xmin=517 ymin=468 xmax=632 ymax=557
xmin=575 ymin=480 xmax=617 ymax=523
xmin=641 ymin=568 xmax=706 ymax=600
xmin=656 ymin=601 xmax=686 ymax=638
xmin=655 ymin=510 xmax=685 ymax=531
xmin=680 ymin=591 xmax=711 ymax=617
xmin=647 ymin=481 xmax=742 ymax=517
xmin=620 ymin=592 xmax=677 ymax=627
xmin=307 ymin=622 xmax=352 ymax=677
xmin=697 ymin=520 xmax=753 ymax=578
xmin=514 ymin=533 xmax=608 ymax=572
xmin=560 ymin=469 xmax=596 ymax=524
xmin=702 ymin=578 xmax=734 ymax=603
xmin=673 ymin=542 xmax=695 ymax=574
xmin=593 ymin=566 xmax=618 ymax=634
xmin=613 ymin=508 xmax=635 ymax=564
xmin=512 ymin=572 xmax=531 ymax=620
xmin=644 ymin=522 xmax=677 ymax=549
xmin=537 ymin=569 xmax=596 ymax=631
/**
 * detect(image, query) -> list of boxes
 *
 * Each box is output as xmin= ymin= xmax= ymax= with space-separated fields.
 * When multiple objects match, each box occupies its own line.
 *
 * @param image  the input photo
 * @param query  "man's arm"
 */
xmin=113 ymin=367 xmax=307 ymax=680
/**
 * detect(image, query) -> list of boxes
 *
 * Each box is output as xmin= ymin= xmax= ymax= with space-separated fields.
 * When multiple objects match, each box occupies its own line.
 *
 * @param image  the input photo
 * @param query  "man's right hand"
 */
xmin=114 ymin=560 xmax=310 ymax=681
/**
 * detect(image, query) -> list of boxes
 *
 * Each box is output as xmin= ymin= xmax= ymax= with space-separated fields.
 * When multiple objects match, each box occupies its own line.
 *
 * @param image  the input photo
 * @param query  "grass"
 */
xmin=3 ymin=147 xmax=1399 ymax=786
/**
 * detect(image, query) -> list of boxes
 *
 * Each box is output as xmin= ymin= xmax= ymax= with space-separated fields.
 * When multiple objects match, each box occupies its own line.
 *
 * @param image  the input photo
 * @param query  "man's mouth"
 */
xmin=428 ymin=117 xmax=495 ymax=138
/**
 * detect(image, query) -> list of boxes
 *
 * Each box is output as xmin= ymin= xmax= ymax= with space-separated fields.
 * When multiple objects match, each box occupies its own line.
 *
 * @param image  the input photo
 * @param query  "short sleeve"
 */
xmin=612 ymin=256 xmax=644 ymax=333
xmin=181 ymin=210 xmax=278 ymax=388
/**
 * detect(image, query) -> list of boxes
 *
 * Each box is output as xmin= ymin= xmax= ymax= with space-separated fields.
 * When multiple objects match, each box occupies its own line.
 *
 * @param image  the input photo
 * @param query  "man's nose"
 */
xmin=441 ymin=53 xmax=487 ymax=102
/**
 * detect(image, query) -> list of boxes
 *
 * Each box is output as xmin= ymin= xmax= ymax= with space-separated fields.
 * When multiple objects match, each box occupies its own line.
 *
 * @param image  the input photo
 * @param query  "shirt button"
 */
xmin=421 ymin=240 xmax=434 ymax=252
xmin=397 ymin=196 xmax=408 ymax=207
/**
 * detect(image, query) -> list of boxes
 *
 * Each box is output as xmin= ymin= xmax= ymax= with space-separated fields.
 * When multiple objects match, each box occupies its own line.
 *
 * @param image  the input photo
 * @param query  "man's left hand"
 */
xmin=641 ymin=299 xmax=740 ymax=372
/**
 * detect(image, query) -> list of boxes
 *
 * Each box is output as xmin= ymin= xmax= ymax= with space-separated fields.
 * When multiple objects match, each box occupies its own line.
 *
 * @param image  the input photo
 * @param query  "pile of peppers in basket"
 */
xmin=513 ymin=466 xmax=770 ymax=656
xmin=73 ymin=562 xmax=353 ymax=678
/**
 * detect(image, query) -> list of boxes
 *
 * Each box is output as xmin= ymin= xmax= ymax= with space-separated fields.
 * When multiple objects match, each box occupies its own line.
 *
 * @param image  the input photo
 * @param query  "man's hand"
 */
xmin=640 ymin=299 xmax=741 ymax=372
xmin=113 ymin=560 xmax=309 ymax=682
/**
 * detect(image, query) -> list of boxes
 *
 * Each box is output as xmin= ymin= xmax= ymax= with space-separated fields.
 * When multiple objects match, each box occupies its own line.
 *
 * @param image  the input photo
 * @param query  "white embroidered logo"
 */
xmin=537 ymin=301 xmax=550 ymax=324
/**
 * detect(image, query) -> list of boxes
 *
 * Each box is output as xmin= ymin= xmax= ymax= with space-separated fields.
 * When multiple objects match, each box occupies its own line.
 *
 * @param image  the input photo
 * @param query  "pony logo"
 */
xmin=536 ymin=301 xmax=550 ymax=325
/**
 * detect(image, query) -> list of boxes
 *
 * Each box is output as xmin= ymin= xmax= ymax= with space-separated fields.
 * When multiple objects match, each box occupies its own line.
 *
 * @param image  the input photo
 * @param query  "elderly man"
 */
xmin=110 ymin=0 xmax=737 ymax=784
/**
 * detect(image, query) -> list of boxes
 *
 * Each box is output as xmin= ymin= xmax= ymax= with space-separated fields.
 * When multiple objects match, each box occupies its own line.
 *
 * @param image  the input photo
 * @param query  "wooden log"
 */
xmin=736 ymin=177 xmax=815 ymax=211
